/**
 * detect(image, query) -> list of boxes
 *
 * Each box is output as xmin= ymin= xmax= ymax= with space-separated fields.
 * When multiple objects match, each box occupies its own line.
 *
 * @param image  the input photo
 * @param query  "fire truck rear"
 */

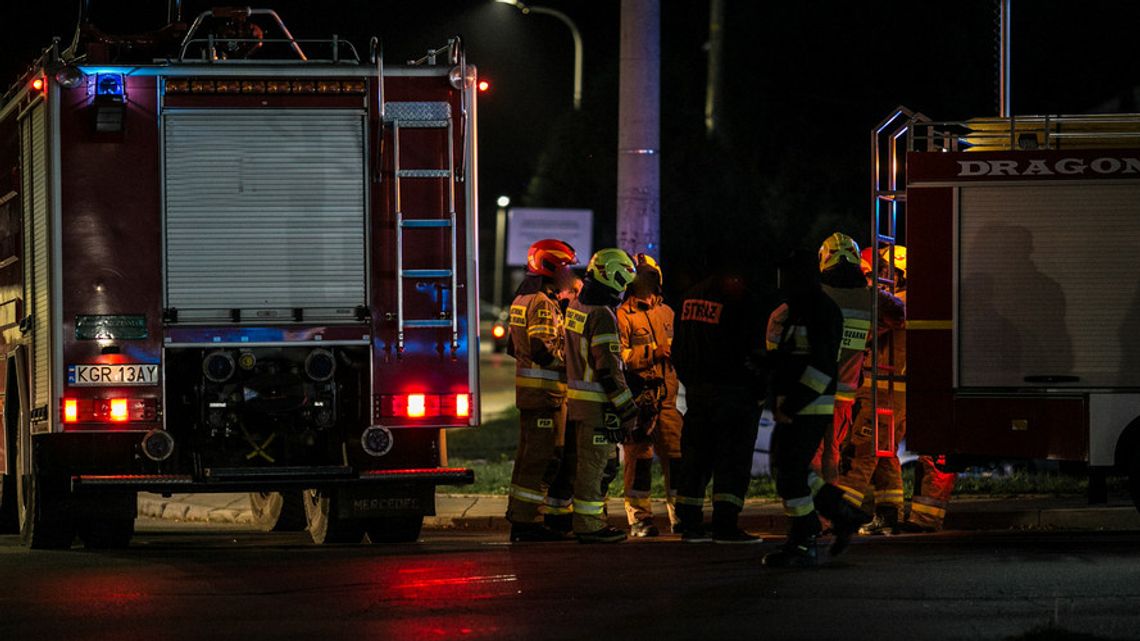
xmin=0 ymin=5 xmax=480 ymax=548
xmin=872 ymin=108 xmax=1140 ymax=514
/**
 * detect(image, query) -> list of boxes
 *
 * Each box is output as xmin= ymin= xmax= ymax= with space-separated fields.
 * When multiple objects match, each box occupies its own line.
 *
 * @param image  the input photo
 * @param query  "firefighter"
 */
xmin=838 ymin=245 xmax=909 ymax=534
xmin=762 ymin=249 xmax=872 ymax=568
xmin=505 ymin=238 xmax=578 ymax=543
xmin=815 ymin=233 xmax=900 ymax=483
xmin=671 ymin=262 xmax=765 ymax=543
xmin=617 ymin=254 xmax=683 ymax=537
xmin=562 ymin=248 xmax=639 ymax=543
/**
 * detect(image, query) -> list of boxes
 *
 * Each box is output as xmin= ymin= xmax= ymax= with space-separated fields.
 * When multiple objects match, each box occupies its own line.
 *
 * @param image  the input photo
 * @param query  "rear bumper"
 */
xmin=70 ymin=466 xmax=474 ymax=493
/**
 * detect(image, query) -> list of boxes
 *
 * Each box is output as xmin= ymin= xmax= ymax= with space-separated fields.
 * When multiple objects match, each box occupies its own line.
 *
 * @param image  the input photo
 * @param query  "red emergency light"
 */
xmin=379 ymin=394 xmax=472 ymax=419
xmin=30 ymin=77 xmax=45 ymax=92
xmin=477 ymin=80 xmax=490 ymax=93
xmin=62 ymin=397 xmax=158 ymax=425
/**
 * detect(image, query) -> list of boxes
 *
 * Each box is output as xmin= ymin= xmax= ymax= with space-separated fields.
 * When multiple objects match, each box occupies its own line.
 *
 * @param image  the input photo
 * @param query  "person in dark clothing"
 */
xmin=763 ymin=249 xmax=873 ymax=568
xmin=671 ymin=269 xmax=766 ymax=543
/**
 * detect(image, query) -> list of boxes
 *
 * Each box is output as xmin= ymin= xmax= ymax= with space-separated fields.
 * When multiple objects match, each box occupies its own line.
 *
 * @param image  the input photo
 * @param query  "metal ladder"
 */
xmin=385 ymin=101 xmax=459 ymax=355
xmin=869 ymin=106 xmax=927 ymax=458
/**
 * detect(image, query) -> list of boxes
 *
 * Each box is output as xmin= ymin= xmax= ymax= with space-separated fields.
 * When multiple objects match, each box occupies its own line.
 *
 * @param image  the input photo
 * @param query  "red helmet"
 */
xmin=527 ymin=239 xmax=578 ymax=277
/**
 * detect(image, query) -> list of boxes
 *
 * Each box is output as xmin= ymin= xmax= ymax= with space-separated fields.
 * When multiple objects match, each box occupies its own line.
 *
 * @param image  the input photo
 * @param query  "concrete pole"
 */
xmin=705 ymin=0 xmax=724 ymax=138
xmin=617 ymin=0 xmax=660 ymax=259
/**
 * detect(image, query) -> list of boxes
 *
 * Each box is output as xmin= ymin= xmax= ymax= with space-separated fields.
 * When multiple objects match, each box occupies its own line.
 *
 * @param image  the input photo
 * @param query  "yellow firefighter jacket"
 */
xmin=564 ymin=298 xmax=635 ymax=423
xmin=509 ymin=288 xmax=566 ymax=410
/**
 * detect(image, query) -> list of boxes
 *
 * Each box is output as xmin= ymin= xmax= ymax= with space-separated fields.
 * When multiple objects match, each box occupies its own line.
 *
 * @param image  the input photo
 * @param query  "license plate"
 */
xmin=68 ymin=364 xmax=160 ymax=386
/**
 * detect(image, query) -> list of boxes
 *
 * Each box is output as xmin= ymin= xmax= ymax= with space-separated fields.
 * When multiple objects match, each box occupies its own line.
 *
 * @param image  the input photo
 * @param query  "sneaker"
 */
xmin=680 ymin=525 xmax=713 ymax=544
xmin=762 ymin=538 xmax=819 ymax=568
xmin=859 ymin=514 xmax=896 ymax=536
xmin=577 ymin=526 xmax=627 ymax=544
xmin=630 ymin=519 xmax=660 ymax=538
xmin=713 ymin=528 xmax=764 ymax=544
xmin=510 ymin=523 xmax=569 ymax=543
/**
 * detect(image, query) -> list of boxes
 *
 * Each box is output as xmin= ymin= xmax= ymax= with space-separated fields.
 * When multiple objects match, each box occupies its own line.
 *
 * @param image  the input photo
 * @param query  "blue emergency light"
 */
xmin=95 ymin=73 xmax=124 ymax=97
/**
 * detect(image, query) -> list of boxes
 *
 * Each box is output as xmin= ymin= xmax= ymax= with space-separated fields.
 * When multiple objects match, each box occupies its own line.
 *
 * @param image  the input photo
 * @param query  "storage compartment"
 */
xmin=952 ymin=395 xmax=1087 ymax=460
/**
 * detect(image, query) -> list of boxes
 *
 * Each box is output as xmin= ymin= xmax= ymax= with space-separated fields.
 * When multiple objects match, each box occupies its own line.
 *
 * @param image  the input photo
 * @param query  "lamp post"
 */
xmin=494 ymin=195 xmax=511 ymax=309
xmin=495 ymin=0 xmax=583 ymax=110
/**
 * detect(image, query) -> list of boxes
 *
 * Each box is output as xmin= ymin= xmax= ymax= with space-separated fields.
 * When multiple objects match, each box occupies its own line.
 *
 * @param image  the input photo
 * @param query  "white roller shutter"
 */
xmin=163 ymin=110 xmax=366 ymax=322
xmin=958 ymin=182 xmax=1140 ymax=388
xmin=20 ymin=103 xmax=51 ymax=407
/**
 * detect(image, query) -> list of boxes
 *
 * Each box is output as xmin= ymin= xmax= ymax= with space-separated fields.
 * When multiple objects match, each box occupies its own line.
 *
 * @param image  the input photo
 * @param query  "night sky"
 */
xmin=4 ymin=1 xmax=1140 ymax=296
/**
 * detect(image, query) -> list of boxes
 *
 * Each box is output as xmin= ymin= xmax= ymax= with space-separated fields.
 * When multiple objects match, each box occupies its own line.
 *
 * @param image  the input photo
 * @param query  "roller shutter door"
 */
xmin=958 ymin=182 xmax=1140 ymax=388
xmin=163 ymin=110 xmax=367 ymax=322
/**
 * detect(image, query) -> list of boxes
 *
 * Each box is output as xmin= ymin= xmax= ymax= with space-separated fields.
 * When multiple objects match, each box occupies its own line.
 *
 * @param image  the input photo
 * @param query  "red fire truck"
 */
xmin=872 ymin=107 xmax=1140 ymax=513
xmin=0 ymin=5 xmax=481 ymax=548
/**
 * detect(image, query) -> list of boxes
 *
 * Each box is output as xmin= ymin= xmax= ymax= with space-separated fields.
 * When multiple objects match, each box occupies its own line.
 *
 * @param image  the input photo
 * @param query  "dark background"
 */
xmin=3 ymin=0 xmax=1140 ymax=300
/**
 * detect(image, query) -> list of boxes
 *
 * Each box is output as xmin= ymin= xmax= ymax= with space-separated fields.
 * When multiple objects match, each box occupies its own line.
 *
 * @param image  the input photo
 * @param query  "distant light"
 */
xmin=478 ymin=80 xmax=490 ymax=93
xmin=496 ymin=195 xmax=511 ymax=208
xmin=492 ymin=324 xmax=506 ymax=339
xmin=495 ymin=0 xmax=521 ymax=6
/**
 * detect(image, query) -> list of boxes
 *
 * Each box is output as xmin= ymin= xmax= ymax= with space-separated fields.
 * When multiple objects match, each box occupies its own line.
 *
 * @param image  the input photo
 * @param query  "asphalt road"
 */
xmin=1 ymin=521 xmax=1138 ymax=641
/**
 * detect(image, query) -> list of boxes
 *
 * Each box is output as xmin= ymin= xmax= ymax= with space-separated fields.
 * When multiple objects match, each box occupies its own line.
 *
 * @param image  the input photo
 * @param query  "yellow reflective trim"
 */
xmin=527 ymin=324 xmax=560 ymax=337
xmin=591 ymin=333 xmax=620 ymax=346
xmin=910 ymin=502 xmax=946 ymax=517
xmin=625 ymin=497 xmax=653 ymax=508
xmin=675 ymin=496 xmax=704 ymax=507
xmin=567 ymin=389 xmax=607 ymax=402
xmin=517 ymin=377 xmax=567 ymax=392
xmin=797 ymin=395 xmax=836 ymax=415
xmin=712 ymin=493 xmax=744 ymax=508
xmin=799 ymin=366 xmax=832 ymax=394
xmin=907 ymin=320 xmax=952 ymax=330
xmin=609 ymin=389 xmax=633 ymax=407
xmin=841 ymin=317 xmax=871 ymax=351
xmin=621 ymin=348 xmax=633 ymax=361
xmin=539 ymin=505 xmax=574 ymax=515
xmin=573 ymin=499 xmax=606 ymax=515
xmin=784 ymin=495 xmax=815 ymax=517
xmin=510 ymin=484 xmax=546 ymax=504
xmin=836 ymin=484 xmax=864 ymax=502
xmin=509 ymin=305 xmax=527 ymax=327
xmin=807 ymin=471 xmax=825 ymax=494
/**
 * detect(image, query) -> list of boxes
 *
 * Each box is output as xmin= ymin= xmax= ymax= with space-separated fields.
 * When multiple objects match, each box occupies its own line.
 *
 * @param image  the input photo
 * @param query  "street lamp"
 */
xmin=493 ymin=196 xmax=511 ymax=309
xmin=495 ymin=0 xmax=583 ymax=110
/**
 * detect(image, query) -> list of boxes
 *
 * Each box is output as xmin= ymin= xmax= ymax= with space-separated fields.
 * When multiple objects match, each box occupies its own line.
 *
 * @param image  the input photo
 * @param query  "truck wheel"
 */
xmin=16 ymin=418 xmax=75 ymax=549
xmin=303 ymin=489 xmax=365 ymax=544
xmin=78 ymin=517 xmax=135 ymax=549
xmin=0 ymin=474 xmax=15 ymax=534
xmin=250 ymin=491 xmax=306 ymax=532
xmin=365 ymin=516 xmax=424 ymax=544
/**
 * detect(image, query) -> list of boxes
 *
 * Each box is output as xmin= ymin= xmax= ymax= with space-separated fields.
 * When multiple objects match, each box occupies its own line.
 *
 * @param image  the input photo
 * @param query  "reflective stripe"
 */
xmin=626 ymin=489 xmax=651 ymax=499
xmin=567 ymin=389 xmax=608 ymax=402
xmin=625 ymin=497 xmax=652 ymax=508
xmin=573 ymin=498 xmax=606 ymax=515
xmin=783 ymin=495 xmax=815 ymax=517
xmin=910 ymin=501 xmax=946 ymax=518
xmin=517 ymin=377 xmax=567 ymax=392
xmin=609 ymin=389 xmax=633 ymax=407
xmin=907 ymin=319 xmax=952 ymax=330
xmin=620 ymin=348 xmax=633 ymax=361
xmin=799 ymin=366 xmax=832 ymax=394
xmin=541 ymin=496 xmax=573 ymax=515
xmin=797 ymin=395 xmax=835 ymax=416
xmin=880 ymin=489 xmax=905 ymax=506
xmin=807 ymin=471 xmax=825 ymax=494
xmin=509 ymin=305 xmax=527 ymax=326
xmin=591 ymin=333 xmax=620 ymax=346
xmin=527 ymin=324 xmax=560 ymax=337
xmin=544 ymin=496 xmax=572 ymax=508
xmin=712 ymin=493 xmax=744 ymax=508
xmin=836 ymin=390 xmax=856 ymax=401
xmin=836 ymin=483 xmax=864 ymax=507
xmin=510 ymin=484 xmax=546 ymax=505
xmin=569 ymin=380 xmax=604 ymax=392
xmin=912 ymin=495 xmax=948 ymax=510
xmin=519 ymin=368 xmax=563 ymax=381
xmin=675 ymin=495 xmax=705 ymax=507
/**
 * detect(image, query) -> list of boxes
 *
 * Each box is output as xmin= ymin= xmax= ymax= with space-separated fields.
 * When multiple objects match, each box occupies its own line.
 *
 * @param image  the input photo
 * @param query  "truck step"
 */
xmin=402 ymin=269 xmax=453 ymax=278
xmin=384 ymin=101 xmax=451 ymax=124
xmin=400 ymin=218 xmax=452 ymax=228
xmin=404 ymin=319 xmax=452 ymax=328
xmin=397 ymin=169 xmax=452 ymax=178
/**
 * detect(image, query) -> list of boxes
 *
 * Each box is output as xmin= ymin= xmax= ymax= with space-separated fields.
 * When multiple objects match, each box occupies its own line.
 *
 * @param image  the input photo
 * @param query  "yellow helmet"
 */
xmin=818 ymin=232 xmax=861 ymax=272
xmin=634 ymin=252 xmax=662 ymax=285
xmin=881 ymin=245 xmax=906 ymax=276
xmin=587 ymin=248 xmax=637 ymax=293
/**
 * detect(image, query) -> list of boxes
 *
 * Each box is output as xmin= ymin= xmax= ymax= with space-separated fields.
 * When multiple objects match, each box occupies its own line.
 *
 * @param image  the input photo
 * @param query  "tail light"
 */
xmin=492 ymin=324 xmax=506 ymax=339
xmin=62 ymin=397 xmax=159 ymax=425
xmin=378 ymin=394 xmax=472 ymax=420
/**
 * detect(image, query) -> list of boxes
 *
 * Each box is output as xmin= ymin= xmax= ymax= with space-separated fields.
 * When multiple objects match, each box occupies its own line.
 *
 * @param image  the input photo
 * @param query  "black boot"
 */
xmin=860 ymin=505 xmax=900 ymax=536
xmin=510 ymin=523 xmax=569 ymax=543
xmin=544 ymin=513 xmax=573 ymax=535
xmin=815 ymin=484 xmax=872 ymax=557
xmin=763 ymin=515 xmax=822 ymax=568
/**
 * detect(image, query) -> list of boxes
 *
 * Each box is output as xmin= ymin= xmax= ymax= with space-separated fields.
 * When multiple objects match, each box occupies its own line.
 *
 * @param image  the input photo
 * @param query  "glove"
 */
xmin=599 ymin=411 xmax=627 ymax=444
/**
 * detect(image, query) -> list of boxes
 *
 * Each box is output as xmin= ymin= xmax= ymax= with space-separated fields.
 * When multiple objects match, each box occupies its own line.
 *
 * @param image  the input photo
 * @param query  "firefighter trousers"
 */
xmin=835 ymin=390 xmax=906 ymax=516
xmin=813 ymin=398 xmax=853 ymax=483
xmin=506 ymin=406 xmax=566 ymax=524
xmin=907 ymin=455 xmax=956 ymax=529
xmin=771 ymin=415 xmax=850 ymax=527
xmin=675 ymin=390 xmax=759 ymax=531
xmin=550 ymin=418 xmax=621 ymax=534
xmin=621 ymin=404 xmax=683 ymax=525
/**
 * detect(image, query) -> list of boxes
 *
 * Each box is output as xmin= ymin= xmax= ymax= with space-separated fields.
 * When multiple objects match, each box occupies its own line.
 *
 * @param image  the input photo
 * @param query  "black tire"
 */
xmin=18 ymin=470 xmax=75 ymax=550
xmin=303 ymin=489 xmax=365 ymax=544
xmin=250 ymin=491 xmax=307 ymax=532
xmin=1 ymin=374 xmax=21 ymax=533
xmin=0 ymin=474 xmax=16 ymax=534
xmin=365 ymin=515 xmax=424 ymax=544
xmin=78 ymin=517 xmax=135 ymax=549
